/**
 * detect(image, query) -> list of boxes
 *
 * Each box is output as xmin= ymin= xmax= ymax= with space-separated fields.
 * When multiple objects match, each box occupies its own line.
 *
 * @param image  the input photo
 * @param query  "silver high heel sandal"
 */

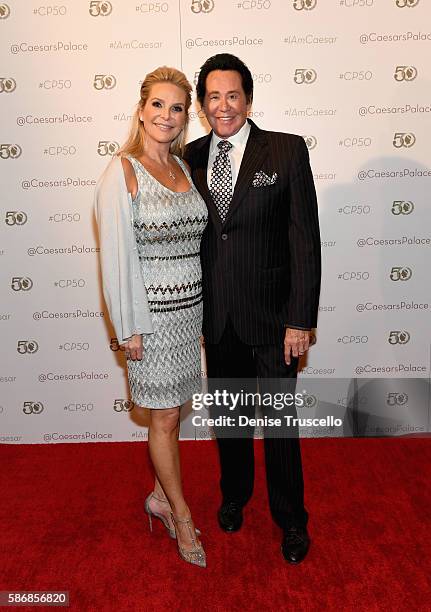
xmin=171 ymin=513 xmax=207 ymax=568
xmin=144 ymin=492 xmax=176 ymax=538
xmin=144 ymin=492 xmax=201 ymax=540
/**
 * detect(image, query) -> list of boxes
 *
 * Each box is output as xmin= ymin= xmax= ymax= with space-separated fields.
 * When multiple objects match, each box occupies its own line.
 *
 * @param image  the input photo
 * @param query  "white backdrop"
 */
xmin=0 ymin=0 xmax=430 ymax=444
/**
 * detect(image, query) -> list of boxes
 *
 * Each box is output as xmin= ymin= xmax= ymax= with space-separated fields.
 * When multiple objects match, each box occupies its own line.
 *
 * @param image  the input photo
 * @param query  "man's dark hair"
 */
xmin=196 ymin=53 xmax=254 ymax=106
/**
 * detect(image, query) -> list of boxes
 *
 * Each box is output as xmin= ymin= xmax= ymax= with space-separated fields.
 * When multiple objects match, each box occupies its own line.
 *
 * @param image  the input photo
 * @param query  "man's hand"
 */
xmin=284 ymin=328 xmax=316 ymax=365
xmin=119 ymin=334 xmax=143 ymax=361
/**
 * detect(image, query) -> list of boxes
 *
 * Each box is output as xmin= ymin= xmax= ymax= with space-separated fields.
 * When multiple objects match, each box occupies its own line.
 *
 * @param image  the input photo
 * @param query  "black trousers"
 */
xmin=205 ymin=318 xmax=308 ymax=531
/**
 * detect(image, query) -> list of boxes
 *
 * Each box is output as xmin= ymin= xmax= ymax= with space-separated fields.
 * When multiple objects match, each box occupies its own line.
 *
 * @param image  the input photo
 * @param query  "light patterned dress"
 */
xmin=126 ymin=155 xmax=207 ymax=409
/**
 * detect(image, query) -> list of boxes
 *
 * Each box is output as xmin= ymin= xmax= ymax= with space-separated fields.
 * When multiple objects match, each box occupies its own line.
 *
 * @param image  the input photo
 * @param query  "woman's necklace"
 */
xmin=141 ymin=152 xmax=177 ymax=181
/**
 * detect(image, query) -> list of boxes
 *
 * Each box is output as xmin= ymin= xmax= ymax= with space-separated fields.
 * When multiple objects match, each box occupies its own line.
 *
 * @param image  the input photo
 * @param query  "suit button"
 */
xmin=221 ymin=233 xmax=228 ymax=241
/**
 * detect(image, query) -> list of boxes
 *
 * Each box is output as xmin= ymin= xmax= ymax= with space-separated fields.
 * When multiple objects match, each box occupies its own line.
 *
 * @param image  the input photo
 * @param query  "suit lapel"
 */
xmin=193 ymin=133 xmax=222 ymax=229
xmin=194 ymin=120 xmax=268 ymax=228
xmin=193 ymin=133 xmax=211 ymax=202
xmin=224 ymin=120 xmax=268 ymax=225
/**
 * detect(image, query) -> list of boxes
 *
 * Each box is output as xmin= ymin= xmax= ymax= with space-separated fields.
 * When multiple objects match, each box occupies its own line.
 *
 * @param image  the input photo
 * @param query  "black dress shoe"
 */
xmin=217 ymin=502 xmax=243 ymax=532
xmin=281 ymin=525 xmax=310 ymax=564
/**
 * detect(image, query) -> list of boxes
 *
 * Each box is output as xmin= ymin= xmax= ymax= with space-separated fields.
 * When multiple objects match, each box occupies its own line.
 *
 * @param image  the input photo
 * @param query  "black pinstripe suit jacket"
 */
xmin=184 ymin=119 xmax=321 ymax=345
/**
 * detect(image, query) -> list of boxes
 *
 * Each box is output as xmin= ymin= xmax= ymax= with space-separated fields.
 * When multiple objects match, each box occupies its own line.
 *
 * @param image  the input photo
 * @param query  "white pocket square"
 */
xmin=252 ymin=170 xmax=278 ymax=188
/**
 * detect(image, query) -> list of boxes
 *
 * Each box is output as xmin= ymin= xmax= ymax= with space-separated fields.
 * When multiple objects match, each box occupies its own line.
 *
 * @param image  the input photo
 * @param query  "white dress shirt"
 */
xmin=207 ymin=120 xmax=251 ymax=189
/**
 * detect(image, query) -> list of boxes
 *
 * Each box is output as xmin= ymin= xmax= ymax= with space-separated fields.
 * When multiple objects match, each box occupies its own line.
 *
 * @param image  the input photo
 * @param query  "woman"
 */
xmin=94 ymin=67 xmax=207 ymax=568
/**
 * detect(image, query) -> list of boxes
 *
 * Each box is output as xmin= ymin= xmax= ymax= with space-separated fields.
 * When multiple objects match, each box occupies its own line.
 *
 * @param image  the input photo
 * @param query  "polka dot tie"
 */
xmin=210 ymin=140 xmax=233 ymax=223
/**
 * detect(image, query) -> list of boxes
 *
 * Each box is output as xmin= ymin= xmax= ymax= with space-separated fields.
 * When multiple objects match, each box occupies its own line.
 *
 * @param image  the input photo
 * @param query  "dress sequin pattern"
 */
xmin=126 ymin=155 xmax=207 ymax=409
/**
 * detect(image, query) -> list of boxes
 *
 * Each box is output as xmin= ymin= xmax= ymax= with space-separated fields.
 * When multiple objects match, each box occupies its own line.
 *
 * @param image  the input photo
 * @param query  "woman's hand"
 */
xmin=120 ymin=334 xmax=143 ymax=361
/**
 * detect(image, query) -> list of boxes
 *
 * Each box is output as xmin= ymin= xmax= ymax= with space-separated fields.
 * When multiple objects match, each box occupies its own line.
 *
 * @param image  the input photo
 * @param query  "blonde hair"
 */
xmin=118 ymin=66 xmax=192 ymax=158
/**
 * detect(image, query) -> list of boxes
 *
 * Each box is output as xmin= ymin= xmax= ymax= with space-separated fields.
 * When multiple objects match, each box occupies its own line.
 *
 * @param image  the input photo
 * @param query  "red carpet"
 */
xmin=1 ymin=438 xmax=430 ymax=611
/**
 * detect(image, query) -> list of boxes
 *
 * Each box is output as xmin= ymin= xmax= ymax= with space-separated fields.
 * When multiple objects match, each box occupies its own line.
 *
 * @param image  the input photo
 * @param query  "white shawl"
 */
xmin=94 ymin=156 xmax=153 ymax=343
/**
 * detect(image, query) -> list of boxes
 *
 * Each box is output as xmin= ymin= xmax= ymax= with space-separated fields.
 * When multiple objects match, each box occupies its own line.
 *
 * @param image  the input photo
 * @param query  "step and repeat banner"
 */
xmin=1 ymin=0 xmax=430 ymax=444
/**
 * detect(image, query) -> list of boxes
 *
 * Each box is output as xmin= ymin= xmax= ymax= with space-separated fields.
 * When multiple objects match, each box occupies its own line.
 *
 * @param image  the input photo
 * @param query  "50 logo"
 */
xmin=17 ymin=340 xmax=39 ymax=354
xmin=386 ymin=392 xmax=408 ymax=406
xmin=394 ymin=65 xmax=417 ymax=82
xmin=389 ymin=266 xmax=412 ymax=281
xmin=110 ymin=338 xmax=120 ymax=351
xmin=294 ymin=68 xmax=317 ymax=84
xmin=113 ymin=399 xmax=134 ymax=412
xmin=303 ymin=135 xmax=317 ymax=150
xmin=0 ymin=3 xmax=10 ymax=19
xmin=93 ymin=74 xmax=116 ymax=90
xmin=11 ymin=277 xmax=33 ymax=291
xmin=388 ymin=330 xmax=410 ymax=345
xmin=0 ymin=77 xmax=16 ymax=93
xmin=391 ymin=200 xmax=414 ymax=215
xmin=89 ymin=1 xmax=112 ymax=16
xmin=395 ymin=0 xmax=419 ymax=7
xmin=393 ymin=132 xmax=415 ymax=148
xmin=192 ymin=71 xmax=200 ymax=86
xmin=23 ymin=401 xmax=44 ymax=415
xmin=0 ymin=144 xmax=22 ymax=159
xmin=5 ymin=211 xmax=28 ymax=225
xmin=191 ymin=0 xmax=214 ymax=13
xmin=97 ymin=140 xmax=119 ymax=156
xmin=293 ymin=0 xmax=317 ymax=9
xmin=302 ymin=393 xmax=318 ymax=408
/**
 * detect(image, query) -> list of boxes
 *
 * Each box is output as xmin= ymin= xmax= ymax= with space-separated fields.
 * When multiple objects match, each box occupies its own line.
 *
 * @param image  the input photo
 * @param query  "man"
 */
xmin=184 ymin=54 xmax=321 ymax=564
